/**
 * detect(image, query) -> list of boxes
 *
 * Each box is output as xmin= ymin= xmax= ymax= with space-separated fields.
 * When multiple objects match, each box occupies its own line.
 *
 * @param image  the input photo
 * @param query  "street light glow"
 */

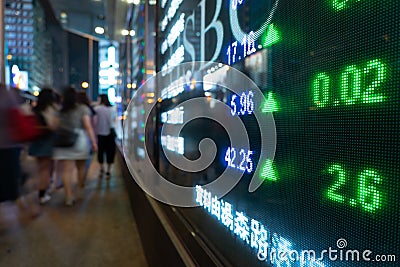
xmin=81 ymin=81 xmax=89 ymax=89
xmin=95 ymin=26 xmax=105 ymax=34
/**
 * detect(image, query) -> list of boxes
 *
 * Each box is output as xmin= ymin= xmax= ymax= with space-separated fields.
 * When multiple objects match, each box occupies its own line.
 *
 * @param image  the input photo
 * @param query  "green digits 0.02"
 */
xmin=312 ymin=59 xmax=387 ymax=108
xmin=325 ymin=163 xmax=383 ymax=213
xmin=332 ymin=0 xmax=362 ymax=11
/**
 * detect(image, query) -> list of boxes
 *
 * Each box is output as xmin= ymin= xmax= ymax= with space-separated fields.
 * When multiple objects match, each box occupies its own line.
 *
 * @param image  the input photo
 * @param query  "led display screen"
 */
xmin=152 ymin=0 xmax=399 ymax=266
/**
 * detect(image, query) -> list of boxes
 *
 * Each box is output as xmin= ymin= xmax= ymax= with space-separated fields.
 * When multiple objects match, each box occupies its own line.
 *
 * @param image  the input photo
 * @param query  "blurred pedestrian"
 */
xmin=77 ymin=91 xmax=96 ymax=178
xmin=53 ymin=87 xmax=97 ymax=206
xmin=94 ymin=94 xmax=116 ymax=178
xmin=28 ymin=88 xmax=59 ymax=204
xmin=0 ymin=85 xmax=40 ymax=218
xmin=77 ymin=91 xmax=96 ymax=124
xmin=48 ymin=90 xmax=63 ymax=192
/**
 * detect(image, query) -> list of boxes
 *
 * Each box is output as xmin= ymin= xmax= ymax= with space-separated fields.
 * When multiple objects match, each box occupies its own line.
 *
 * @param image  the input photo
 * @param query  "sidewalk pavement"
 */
xmin=0 ymin=154 xmax=148 ymax=267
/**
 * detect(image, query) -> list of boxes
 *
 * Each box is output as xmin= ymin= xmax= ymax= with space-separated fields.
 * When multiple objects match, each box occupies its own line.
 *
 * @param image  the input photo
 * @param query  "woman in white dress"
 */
xmin=53 ymin=87 xmax=97 ymax=206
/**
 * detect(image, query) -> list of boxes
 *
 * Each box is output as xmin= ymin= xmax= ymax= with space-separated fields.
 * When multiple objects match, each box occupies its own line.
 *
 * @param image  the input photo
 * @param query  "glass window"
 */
xmin=23 ymin=26 xmax=33 ymax=33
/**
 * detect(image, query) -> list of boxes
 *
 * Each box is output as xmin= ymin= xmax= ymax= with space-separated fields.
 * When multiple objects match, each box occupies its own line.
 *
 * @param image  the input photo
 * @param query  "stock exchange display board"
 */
xmin=153 ymin=0 xmax=399 ymax=266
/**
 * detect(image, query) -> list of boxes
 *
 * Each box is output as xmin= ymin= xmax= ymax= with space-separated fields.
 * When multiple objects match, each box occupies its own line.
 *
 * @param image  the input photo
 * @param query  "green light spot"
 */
xmin=326 ymin=163 xmax=346 ymax=203
xmin=349 ymin=199 xmax=357 ymax=206
xmin=141 ymin=109 xmax=145 ymax=115
xmin=332 ymin=0 xmax=361 ymax=10
xmin=333 ymin=0 xmax=348 ymax=10
xmin=340 ymin=65 xmax=361 ymax=105
xmin=363 ymin=59 xmax=387 ymax=104
xmin=262 ymin=92 xmax=280 ymax=112
xmin=261 ymin=24 xmax=281 ymax=48
xmin=140 ymin=136 xmax=145 ymax=142
xmin=358 ymin=169 xmax=383 ymax=213
xmin=312 ymin=72 xmax=330 ymax=108
xmin=260 ymin=159 xmax=279 ymax=181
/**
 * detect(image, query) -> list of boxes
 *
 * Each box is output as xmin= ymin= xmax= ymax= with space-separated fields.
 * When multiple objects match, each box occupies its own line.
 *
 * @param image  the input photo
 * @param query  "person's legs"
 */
xmin=37 ymin=157 xmax=52 ymax=204
xmin=105 ymin=135 xmax=116 ymax=177
xmin=0 ymin=147 xmax=20 ymax=202
xmin=97 ymin=135 xmax=106 ymax=174
xmin=60 ymin=160 xmax=74 ymax=206
xmin=16 ymin=195 xmax=41 ymax=219
xmin=75 ymin=160 xmax=87 ymax=199
xmin=49 ymin=160 xmax=63 ymax=192
xmin=76 ymin=160 xmax=86 ymax=188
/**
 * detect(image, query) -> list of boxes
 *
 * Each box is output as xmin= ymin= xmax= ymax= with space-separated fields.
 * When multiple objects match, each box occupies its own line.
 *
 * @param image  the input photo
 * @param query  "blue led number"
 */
xmin=231 ymin=95 xmax=237 ymax=116
xmin=239 ymin=149 xmax=247 ymax=171
xmin=225 ymin=147 xmax=232 ymax=167
xmin=240 ymin=92 xmax=247 ymax=115
xmin=226 ymin=34 xmax=257 ymax=65
xmin=247 ymin=90 xmax=254 ymax=114
xmin=231 ymin=0 xmax=245 ymax=10
xmin=225 ymin=147 xmax=254 ymax=173
xmin=230 ymin=91 xmax=255 ymax=116
xmin=241 ymin=31 xmax=256 ymax=58
xmin=225 ymin=147 xmax=237 ymax=168
xmin=246 ymin=150 xmax=253 ymax=173
xmin=226 ymin=41 xmax=238 ymax=66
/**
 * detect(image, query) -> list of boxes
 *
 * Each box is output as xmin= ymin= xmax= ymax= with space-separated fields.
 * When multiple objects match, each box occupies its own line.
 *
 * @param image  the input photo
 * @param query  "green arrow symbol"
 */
xmin=261 ymin=23 xmax=281 ymax=48
xmin=260 ymin=159 xmax=279 ymax=181
xmin=262 ymin=92 xmax=280 ymax=113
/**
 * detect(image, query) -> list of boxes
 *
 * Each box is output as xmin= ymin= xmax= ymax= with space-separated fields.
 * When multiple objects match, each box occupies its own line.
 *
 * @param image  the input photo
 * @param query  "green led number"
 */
xmin=358 ymin=169 xmax=383 ymax=212
xmin=325 ymin=163 xmax=383 ymax=213
xmin=313 ymin=73 xmax=330 ymax=107
xmin=341 ymin=65 xmax=361 ymax=105
xmin=363 ymin=59 xmax=387 ymax=103
xmin=332 ymin=0 xmax=361 ymax=10
xmin=326 ymin=164 xmax=346 ymax=203
xmin=312 ymin=59 xmax=387 ymax=108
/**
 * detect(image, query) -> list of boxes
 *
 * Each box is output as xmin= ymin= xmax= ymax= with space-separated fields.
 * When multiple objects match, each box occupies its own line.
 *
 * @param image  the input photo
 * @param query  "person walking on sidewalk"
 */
xmin=53 ymin=87 xmax=97 ymax=206
xmin=94 ymin=94 xmax=116 ymax=178
xmin=0 ymin=85 xmax=40 ymax=218
xmin=77 ymin=91 xmax=96 ymax=179
xmin=28 ymin=88 xmax=59 ymax=204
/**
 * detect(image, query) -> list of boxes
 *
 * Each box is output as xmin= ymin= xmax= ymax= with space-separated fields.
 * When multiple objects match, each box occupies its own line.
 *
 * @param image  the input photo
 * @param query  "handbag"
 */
xmin=53 ymin=127 xmax=78 ymax=147
xmin=7 ymin=107 xmax=47 ymax=143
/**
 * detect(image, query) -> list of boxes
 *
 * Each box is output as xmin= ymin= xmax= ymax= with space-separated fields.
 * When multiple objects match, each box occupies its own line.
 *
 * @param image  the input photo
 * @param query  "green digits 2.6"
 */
xmin=325 ymin=163 xmax=383 ymax=213
xmin=358 ymin=169 xmax=382 ymax=212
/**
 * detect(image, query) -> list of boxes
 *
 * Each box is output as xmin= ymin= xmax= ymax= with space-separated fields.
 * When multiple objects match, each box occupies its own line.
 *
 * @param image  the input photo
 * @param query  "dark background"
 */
xmin=156 ymin=0 xmax=400 ymax=266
